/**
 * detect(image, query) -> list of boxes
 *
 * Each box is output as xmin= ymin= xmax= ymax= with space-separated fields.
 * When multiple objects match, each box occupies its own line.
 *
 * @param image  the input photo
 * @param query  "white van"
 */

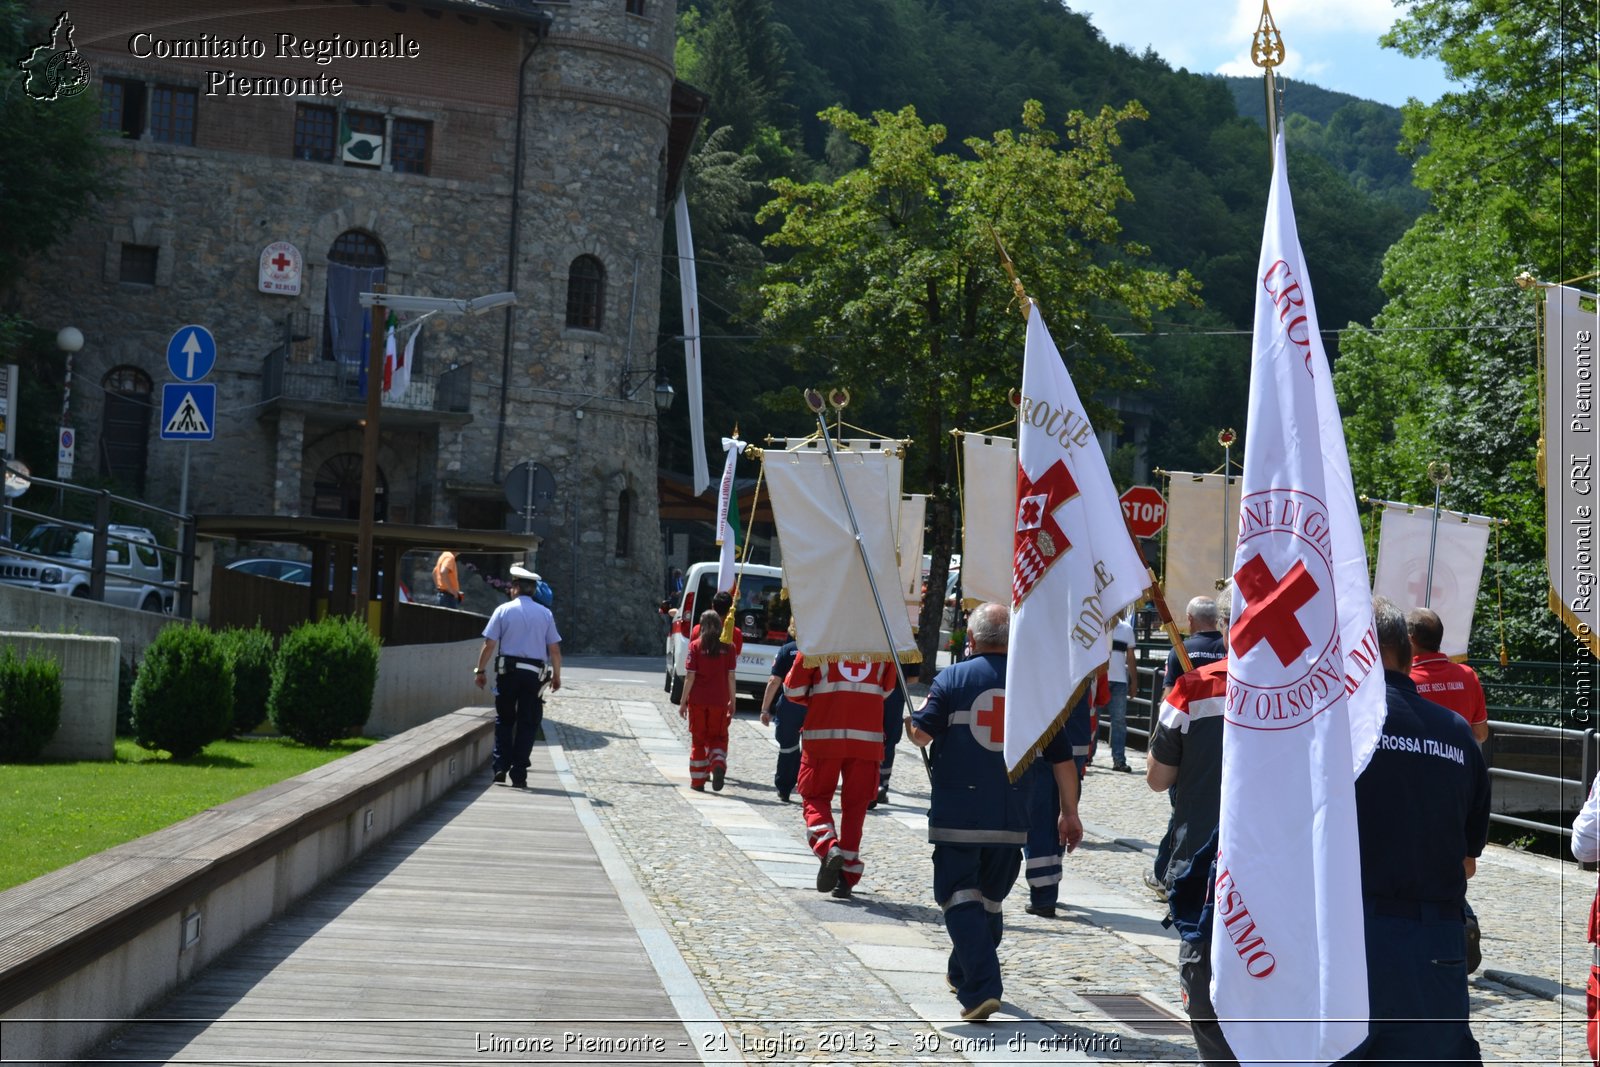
xmin=663 ymin=561 xmax=789 ymax=704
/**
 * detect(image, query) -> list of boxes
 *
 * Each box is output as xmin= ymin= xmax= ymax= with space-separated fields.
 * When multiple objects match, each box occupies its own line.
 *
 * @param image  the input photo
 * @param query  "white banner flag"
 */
xmin=1544 ymin=284 xmax=1600 ymax=654
xmin=1213 ymin=130 xmax=1370 ymax=1064
xmin=674 ymin=189 xmax=710 ymax=496
xmin=1162 ymin=471 xmax=1239 ymax=628
xmin=1003 ymin=310 xmax=1148 ymax=774
xmin=763 ymin=446 xmax=919 ymax=665
xmin=1373 ymin=502 xmax=1493 ymax=660
xmin=960 ymin=433 xmax=1017 ymax=608
xmin=715 ymin=436 xmax=745 ymax=592
xmin=898 ymin=493 xmax=928 ymax=627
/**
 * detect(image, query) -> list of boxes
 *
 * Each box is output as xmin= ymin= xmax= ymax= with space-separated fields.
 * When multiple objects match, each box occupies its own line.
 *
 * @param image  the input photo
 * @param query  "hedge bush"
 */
xmin=131 ymin=625 xmax=234 ymax=758
xmin=269 ymin=616 xmax=380 ymax=746
xmin=217 ymin=626 xmax=276 ymax=735
xmin=0 ymin=647 xmax=63 ymax=761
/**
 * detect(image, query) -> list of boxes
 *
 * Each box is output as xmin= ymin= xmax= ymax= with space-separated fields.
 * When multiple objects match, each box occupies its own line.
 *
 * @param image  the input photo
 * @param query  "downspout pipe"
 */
xmin=495 ymin=16 xmax=551 ymax=483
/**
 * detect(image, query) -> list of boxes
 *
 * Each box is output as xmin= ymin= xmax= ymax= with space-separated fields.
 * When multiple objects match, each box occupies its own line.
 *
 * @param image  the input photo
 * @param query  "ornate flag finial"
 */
xmin=1251 ymin=0 xmax=1285 ymax=70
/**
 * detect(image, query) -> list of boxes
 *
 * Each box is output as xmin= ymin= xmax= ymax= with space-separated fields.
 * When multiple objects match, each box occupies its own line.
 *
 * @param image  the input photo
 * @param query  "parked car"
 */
xmin=0 ymin=523 xmax=169 ymax=612
xmin=226 ymin=557 xmax=312 ymax=584
xmin=664 ymin=561 xmax=788 ymax=704
xmin=225 ymin=557 xmax=411 ymax=602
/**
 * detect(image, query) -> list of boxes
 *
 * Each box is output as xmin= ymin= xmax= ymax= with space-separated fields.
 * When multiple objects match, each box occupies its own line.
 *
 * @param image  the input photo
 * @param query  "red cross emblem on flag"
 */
xmin=1232 ymin=554 xmax=1321 ymax=666
xmin=1013 ymin=459 xmax=1080 ymax=604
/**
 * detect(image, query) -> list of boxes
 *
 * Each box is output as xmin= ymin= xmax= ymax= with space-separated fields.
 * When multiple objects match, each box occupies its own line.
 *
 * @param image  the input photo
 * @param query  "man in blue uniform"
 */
xmin=906 ymin=603 xmax=1083 ymax=1023
xmin=759 ymin=626 xmax=804 ymax=803
xmin=1345 ymin=596 xmax=1489 ymax=1062
xmin=1022 ymin=690 xmax=1092 ymax=918
xmin=474 ymin=564 xmax=563 ymax=788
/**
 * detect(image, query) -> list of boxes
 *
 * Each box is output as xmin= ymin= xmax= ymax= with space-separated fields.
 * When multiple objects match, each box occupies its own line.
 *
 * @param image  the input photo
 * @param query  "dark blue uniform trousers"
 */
xmin=935 ymin=844 xmax=1022 ymax=1012
xmin=1341 ymin=904 xmax=1481 ymax=1065
xmin=492 ymin=669 xmax=544 ymax=786
xmin=773 ymin=701 xmax=805 ymax=796
xmin=879 ymin=687 xmax=905 ymax=792
xmin=1024 ymin=760 xmax=1063 ymax=909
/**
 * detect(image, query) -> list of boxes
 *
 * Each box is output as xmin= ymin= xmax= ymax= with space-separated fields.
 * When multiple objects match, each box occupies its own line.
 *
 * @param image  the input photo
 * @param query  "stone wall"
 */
xmin=17 ymin=0 xmax=673 ymax=653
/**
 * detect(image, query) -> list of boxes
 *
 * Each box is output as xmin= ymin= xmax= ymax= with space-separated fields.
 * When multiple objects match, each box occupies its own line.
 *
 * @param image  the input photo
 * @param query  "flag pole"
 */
xmin=1252 ymin=0 xmax=1286 ymax=152
xmin=1424 ymin=461 xmax=1451 ymax=608
xmin=803 ymin=388 xmax=932 ymax=778
xmin=987 ymin=224 xmax=1193 ymax=674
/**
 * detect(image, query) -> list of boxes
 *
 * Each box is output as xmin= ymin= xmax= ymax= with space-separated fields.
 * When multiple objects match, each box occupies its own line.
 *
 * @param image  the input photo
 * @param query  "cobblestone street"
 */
xmin=545 ymin=660 xmax=1595 ymax=1064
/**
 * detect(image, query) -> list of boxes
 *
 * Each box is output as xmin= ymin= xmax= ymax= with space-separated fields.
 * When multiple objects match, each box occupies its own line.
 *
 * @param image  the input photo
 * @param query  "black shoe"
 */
xmin=1113 ymin=763 xmax=1133 ymax=773
xmin=816 ymin=846 xmax=845 ymax=892
xmin=876 ymin=785 xmax=890 ymax=806
xmin=1024 ymin=904 xmax=1057 ymax=918
xmin=493 ymin=770 xmax=507 ymax=784
xmin=510 ymin=780 xmax=527 ymax=789
xmin=711 ymin=766 xmax=725 ymax=792
xmin=777 ymin=790 xmax=791 ymax=803
xmin=831 ymin=882 xmax=853 ymax=900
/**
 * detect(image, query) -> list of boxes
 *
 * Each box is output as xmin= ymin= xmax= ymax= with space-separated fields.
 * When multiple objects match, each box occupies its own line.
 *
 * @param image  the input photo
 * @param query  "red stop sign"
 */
xmin=1119 ymin=485 xmax=1168 ymax=538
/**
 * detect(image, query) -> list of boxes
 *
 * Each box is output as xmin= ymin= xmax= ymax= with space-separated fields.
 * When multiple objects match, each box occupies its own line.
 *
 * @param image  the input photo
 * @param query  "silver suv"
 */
xmin=0 ymin=523 xmax=170 ymax=612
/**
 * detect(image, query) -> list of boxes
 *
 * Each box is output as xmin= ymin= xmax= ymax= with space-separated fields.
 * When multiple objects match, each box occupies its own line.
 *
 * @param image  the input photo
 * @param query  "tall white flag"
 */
xmin=1003 ymin=309 xmax=1149 ymax=775
xmin=714 ymin=436 xmax=745 ymax=592
xmin=1213 ymin=130 xmax=1370 ymax=1063
xmin=674 ymin=189 xmax=710 ymax=496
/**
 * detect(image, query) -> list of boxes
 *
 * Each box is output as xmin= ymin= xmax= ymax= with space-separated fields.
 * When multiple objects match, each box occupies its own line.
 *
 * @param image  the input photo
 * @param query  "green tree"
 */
xmin=1334 ymin=0 xmax=1597 ymax=661
xmin=0 ymin=0 xmax=115 ymax=294
xmin=759 ymin=100 xmax=1197 ymax=665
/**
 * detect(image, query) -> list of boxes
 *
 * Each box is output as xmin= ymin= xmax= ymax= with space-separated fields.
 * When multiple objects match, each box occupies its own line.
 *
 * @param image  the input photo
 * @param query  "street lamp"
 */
xmin=352 ymin=289 xmax=516 ymax=632
xmin=621 ymin=365 xmax=675 ymax=413
xmin=55 ymin=326 xmax=82 ymax=482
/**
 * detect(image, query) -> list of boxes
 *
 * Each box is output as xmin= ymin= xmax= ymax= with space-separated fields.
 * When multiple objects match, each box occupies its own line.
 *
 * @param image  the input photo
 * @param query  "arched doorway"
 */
xmin=311 ymin=452 xmax=386 ymax=521
xmin=99 ymin=366 xmax=153 ymax=493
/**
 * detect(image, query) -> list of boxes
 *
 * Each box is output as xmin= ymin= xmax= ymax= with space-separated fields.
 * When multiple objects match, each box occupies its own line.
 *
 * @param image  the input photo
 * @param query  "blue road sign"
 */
xmin=160 ymin=383 xmax=215 ymax=441
xmin=166 ymin=325 xmax=217 ymax=382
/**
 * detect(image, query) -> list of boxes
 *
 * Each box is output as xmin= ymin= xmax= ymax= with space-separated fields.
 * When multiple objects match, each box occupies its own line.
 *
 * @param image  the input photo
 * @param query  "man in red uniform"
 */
xmin=1406 ymin=607 xmax=1489 ymax=743
xmin=783 ymin=655 xmax=898 ymax=899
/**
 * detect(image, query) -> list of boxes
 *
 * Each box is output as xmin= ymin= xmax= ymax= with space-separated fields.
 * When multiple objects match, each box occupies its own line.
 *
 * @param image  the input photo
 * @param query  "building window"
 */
xmin=100 ymin=77 xmax=145 ymax=137
xmin=119 ymin=244 xmax=159 ymax=285
xmin=565 ymin=255 xmax=605 ymax=331
xmin=342 ymin=110 xmax=384 ymax=167
xmin=295 ymin=104 xmax=336 ymax=162
xmin=626 ymin=0 xmax=647 ymax=14
xmin=148 ymin=85 xmax=197 ymax=145
xmin=99 ymin=367 xmax=153 ymax=494
xmin=311 ymin=452 xmax=386 ymax=520
xmin=615 ymin=489 xmax=633 ymax=557
xmin=330 ymin=231 xmax=386 ymax=268
xmin=391 ymin=118 xmax=431 ymax=175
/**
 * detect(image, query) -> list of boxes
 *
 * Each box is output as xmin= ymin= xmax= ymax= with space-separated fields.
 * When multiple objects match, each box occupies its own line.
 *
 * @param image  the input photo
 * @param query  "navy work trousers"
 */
xmin=492 ymin=669 xmax=544 ymax=786
xmin=935 ymin=844 xmax=1022 ymax=1014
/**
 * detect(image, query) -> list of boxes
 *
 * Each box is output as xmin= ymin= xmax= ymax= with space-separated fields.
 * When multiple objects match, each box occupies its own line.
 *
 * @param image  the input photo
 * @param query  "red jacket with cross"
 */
xmin=782 ymin=658 xmax=896 ymax=762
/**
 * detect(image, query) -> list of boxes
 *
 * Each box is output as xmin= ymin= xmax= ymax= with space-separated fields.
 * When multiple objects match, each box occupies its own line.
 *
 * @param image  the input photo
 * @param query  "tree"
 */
xmin=759 ymin=100 xmax=1197 ymax=665
xmin=0 ymin=0 xmax=115 ymax=294
xmin=1334 ymin=0 xmax=1597 ymax=661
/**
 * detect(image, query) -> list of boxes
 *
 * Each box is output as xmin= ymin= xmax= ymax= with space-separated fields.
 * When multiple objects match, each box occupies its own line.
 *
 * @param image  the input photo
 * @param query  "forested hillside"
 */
xmin=664 ymin=0 xmax=1426 ymax=481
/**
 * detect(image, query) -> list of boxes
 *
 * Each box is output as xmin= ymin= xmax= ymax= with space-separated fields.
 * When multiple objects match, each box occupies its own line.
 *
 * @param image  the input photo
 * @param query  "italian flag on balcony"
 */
xmin=383 ymin=314 xmax=417 ymax=400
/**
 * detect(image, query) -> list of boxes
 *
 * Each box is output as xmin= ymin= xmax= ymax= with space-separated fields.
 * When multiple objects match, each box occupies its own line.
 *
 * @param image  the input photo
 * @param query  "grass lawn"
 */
xmin=0 ymin=736 xmax=374 ymax=893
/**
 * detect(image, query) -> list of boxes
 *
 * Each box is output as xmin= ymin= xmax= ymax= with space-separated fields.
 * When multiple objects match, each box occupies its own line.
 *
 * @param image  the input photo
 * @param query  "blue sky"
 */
xmin=1064 ymin=0 xmax=1455 ymax=108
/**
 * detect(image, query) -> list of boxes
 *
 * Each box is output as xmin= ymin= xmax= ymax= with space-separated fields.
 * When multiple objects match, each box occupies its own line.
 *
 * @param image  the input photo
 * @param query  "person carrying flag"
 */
xmin=679 ymin=609 xmax=737 ymax=792
xmin=907 ymin=602 xmax=1082 ymax=1022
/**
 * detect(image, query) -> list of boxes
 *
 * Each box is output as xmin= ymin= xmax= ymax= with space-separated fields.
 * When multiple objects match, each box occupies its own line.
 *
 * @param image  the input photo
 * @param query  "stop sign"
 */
xmin=1119 ymin=485 xmax=1168 ymax=538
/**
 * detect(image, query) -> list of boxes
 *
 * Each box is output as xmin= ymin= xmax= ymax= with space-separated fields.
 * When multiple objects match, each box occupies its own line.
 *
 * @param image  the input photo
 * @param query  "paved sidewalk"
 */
xmin=92 ymin=666 xmax=1597 ymax=1064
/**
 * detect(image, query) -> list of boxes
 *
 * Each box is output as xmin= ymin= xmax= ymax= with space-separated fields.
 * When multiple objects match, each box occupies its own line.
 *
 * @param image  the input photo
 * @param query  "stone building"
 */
xmin=15 ymin=0 xmax=702 ymax=652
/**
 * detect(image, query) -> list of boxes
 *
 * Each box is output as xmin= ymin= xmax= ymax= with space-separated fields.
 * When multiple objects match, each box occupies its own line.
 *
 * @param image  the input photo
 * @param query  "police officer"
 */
xmin=907 ymin=603 xmax=1082 ymax=1023
xmin=474 ymin=564 xmax=562 ymax=788
xmin=1346 ymin=596 xmax=1489 ymax=1062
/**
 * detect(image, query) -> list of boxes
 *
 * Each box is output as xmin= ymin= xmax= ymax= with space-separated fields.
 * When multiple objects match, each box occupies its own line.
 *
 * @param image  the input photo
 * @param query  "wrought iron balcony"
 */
xmin=260 ymin=312 xmax=471 ymax=415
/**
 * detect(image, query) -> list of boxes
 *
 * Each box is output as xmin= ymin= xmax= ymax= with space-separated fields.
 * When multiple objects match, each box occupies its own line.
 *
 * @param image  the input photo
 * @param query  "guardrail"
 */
xmin=0 ymin=465 xmax=195 ymax=618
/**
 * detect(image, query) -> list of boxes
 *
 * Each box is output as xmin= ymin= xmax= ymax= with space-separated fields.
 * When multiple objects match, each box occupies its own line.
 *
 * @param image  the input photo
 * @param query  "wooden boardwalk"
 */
xmin=94 ymin=748 xmax=699 ymax=1065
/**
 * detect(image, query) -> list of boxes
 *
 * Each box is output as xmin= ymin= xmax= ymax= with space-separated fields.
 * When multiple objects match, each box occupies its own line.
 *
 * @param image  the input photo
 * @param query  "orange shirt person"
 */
xmin=433 ymin=550 xmax=463 ymax=606
xmin=679 ymin=609 xmax=738 ymax=792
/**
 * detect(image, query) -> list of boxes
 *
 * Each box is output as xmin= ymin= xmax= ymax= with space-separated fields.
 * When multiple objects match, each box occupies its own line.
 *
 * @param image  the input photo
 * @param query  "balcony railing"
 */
xmin=260 ymin=312 xmax=471 ymax=414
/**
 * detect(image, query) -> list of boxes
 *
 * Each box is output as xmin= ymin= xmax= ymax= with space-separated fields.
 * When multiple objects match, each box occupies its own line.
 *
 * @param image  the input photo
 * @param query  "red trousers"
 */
xmin=687 ymin=704 xmax=729 ymax=789
xmin=798 ymin=752 xmax=877 ymax=887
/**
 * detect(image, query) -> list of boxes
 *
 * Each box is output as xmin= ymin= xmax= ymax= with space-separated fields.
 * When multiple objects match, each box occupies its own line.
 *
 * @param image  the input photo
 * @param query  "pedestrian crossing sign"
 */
xmin=160 ymin=383 xmax=216 ymax=441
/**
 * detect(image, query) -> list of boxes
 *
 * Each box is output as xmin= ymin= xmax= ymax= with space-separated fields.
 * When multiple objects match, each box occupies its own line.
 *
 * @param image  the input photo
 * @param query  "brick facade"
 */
xmin=16 ymin=0 xmax=682 ymax=653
